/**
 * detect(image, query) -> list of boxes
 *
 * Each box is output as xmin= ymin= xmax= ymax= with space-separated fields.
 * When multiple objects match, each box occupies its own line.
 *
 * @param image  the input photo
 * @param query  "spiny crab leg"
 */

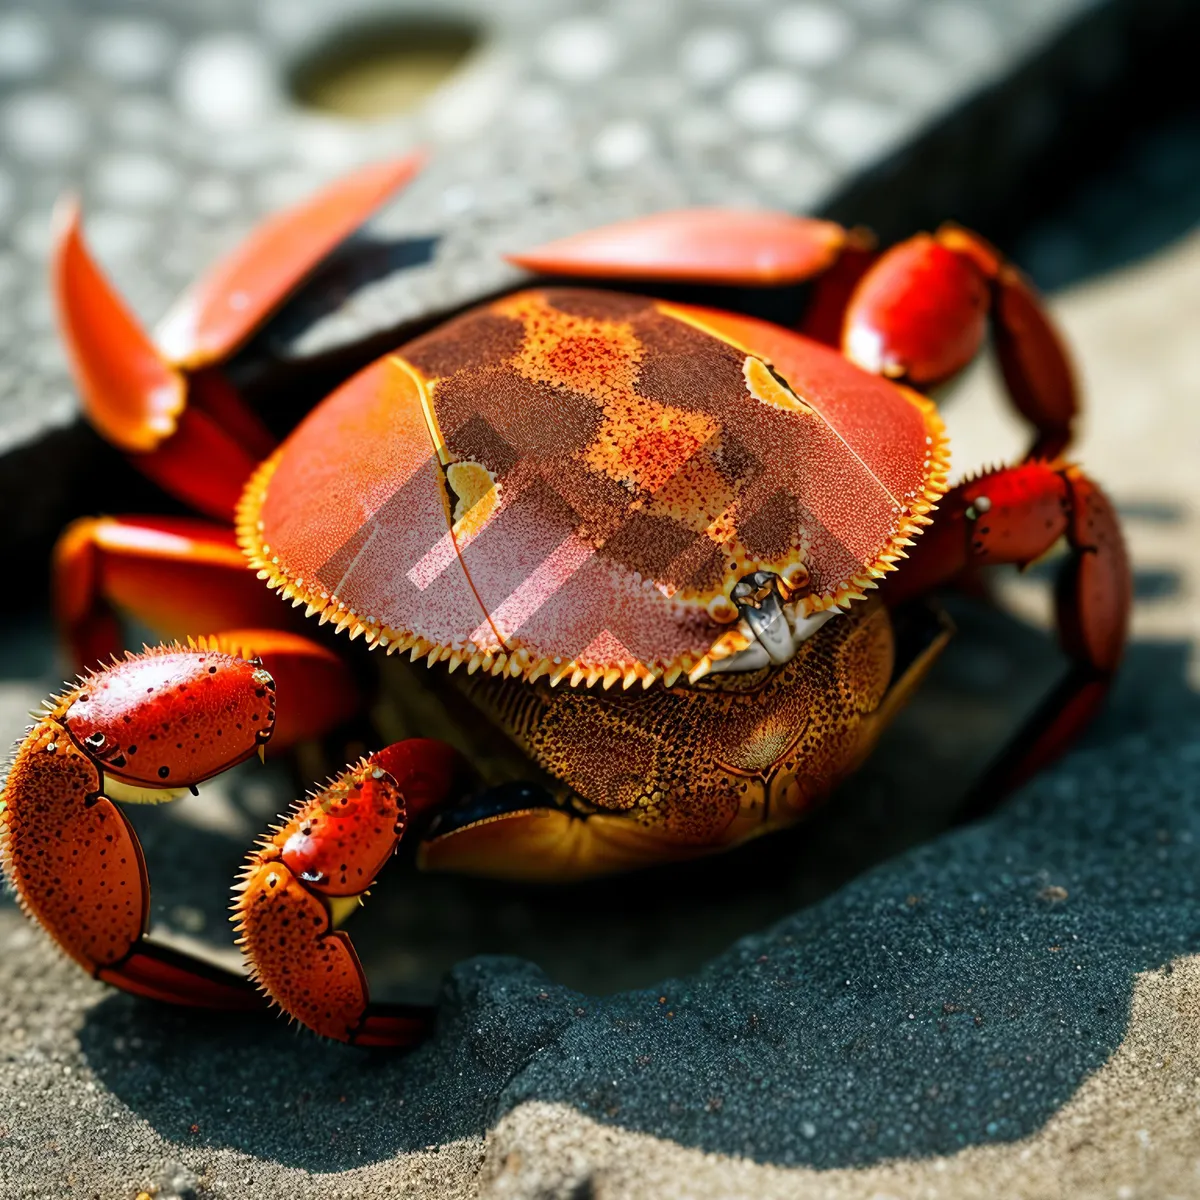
xmin=0 ymin=644 xmax=276 ymax=1009
xmin=234 ymin=739 xmax=460 ymax=1046
xmin=53 ymin=154 xmax=424 ymax=520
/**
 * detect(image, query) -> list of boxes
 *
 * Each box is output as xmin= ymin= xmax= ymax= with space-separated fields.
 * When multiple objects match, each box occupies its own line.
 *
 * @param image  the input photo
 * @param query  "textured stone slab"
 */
xmin=0 ymin=0 xmax=1191 ymax=573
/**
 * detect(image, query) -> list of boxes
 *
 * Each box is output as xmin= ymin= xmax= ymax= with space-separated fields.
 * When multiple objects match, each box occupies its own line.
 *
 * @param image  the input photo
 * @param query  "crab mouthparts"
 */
xmin=708 ymin=571 xmax=838 ymax=675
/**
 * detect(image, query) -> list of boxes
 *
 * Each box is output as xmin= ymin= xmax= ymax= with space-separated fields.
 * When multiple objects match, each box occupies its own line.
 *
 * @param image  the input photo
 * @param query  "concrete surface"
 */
xmin=0 ymin=0 xmax=1191 ymax=575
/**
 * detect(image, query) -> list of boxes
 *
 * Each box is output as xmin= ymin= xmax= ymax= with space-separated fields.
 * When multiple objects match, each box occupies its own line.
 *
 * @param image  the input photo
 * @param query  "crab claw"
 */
xmin=841 ymin=225 xmax=1078 ymax=457
xmin=0 ymin=646 xmax=276 ymax=1007
xmin=234 ymin=739 xmax=459 ymax=1045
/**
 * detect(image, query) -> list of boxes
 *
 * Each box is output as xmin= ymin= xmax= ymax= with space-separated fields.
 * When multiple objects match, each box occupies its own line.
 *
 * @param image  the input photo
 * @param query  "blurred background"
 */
xmin=0 ymin=0 xmax=1196 ymax=572
xmin=1 ymin=1 xmax=1199 ymax=1193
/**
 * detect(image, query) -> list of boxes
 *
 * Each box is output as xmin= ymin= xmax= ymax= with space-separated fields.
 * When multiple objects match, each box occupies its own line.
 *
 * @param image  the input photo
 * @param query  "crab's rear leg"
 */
xmin=234 ymin=739 xmax=461 ymax=1045
xmin=886 ymin=460 xmax=1131 ymax=800
xmin=52 ymin=515 xmax=359 ymax=746
xmin=53 ymin=156 xmax=422 ymax=519
xmin=508 ymin=208 xmax=855 ymax=286
xmin=1 ymin=648 xmax=277 ymax=1008
xmin=55 ymin=515 xmax=287 ymax=668
xmin=843 ymin=226 xmax=1078 ymax=458
xmin=52 ymin=203 xmax=266 ymax=520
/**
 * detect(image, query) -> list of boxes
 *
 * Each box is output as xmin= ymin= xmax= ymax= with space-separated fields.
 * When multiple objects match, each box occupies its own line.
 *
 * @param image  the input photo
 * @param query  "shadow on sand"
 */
xmin=75 ymin=607 xmax=1200 ymax=1169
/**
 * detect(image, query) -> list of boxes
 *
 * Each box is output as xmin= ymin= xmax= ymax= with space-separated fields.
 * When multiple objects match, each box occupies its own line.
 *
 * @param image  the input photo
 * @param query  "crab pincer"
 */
xmin=233 ymin=739 xmax=458 ymax=1045
xmin=0 ymin=645 xmax=275 ymax=1007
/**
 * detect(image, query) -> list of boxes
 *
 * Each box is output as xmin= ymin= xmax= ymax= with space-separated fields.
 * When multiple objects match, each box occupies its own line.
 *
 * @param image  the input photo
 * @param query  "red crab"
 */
xmin=0 ymin=155 xmax=1130 ymax=1045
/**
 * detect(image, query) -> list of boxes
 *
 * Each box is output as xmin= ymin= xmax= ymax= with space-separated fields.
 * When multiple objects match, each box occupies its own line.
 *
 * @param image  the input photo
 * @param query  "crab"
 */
xmin=1 ymin=156 xmax=1131 ymax=1045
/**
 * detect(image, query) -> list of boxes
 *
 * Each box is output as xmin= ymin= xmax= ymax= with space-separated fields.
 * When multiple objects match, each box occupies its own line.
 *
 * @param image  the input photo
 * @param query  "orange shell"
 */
xmin=238 ymin=289 xmax=948 ymax=688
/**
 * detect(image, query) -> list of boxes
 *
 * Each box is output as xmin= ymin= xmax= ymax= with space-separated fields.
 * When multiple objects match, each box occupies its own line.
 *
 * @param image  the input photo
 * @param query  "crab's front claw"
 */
xmin=234 ymin=739 xmax=458 ymax=1045
xmin=0 ymin=646 xmax=276 ymax=1008
xmin=842 ymin=225 xmax=1078 ymax=457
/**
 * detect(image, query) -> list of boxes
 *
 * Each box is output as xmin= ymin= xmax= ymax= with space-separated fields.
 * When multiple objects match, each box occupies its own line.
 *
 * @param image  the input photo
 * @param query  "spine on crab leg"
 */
xmin=233 ymin=739 xmax=460 ymax=1046
xmin=0 ymin=646 xmax=278 ymax=1009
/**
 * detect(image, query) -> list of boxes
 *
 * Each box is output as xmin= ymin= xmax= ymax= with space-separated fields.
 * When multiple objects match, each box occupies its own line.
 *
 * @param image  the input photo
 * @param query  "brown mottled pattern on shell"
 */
xmin=459 ymin=603 xmax=894 ymax=851
xmin=1 ymin=720 xmax=146 ymax=969
xmin=412 ymin=290 xmax=872 ymax=618
xmin=402 ymin=311 xmax=525 ymax=379
xmin=434 ymin=367 xmax=603 ymax=461
xmin=259 ymin=285 xmax=942 ymax=678
xmin=544 ymin=289 xmax=655 ymax=321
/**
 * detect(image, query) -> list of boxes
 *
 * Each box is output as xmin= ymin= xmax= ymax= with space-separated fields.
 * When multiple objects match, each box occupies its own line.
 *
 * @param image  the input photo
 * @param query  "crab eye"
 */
xmin=780 ymin=562 xmax=811 ymax=597
xmin=707 ymin=595 xmax=739 ymax=623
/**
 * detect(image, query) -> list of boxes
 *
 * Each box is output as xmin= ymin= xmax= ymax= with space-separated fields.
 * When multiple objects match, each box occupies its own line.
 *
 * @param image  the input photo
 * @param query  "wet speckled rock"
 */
xmin=0 ymin=0 xmax=1195 ymax=575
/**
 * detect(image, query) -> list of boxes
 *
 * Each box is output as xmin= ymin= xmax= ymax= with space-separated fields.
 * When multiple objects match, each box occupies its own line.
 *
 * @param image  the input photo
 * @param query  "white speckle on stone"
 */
xmin=169 ymin=905 xmax=207 ymax=935
xmin=0 ymin=12 xmax=53 ymax=79
xmin=592 ymin=120 xmax=654 ymax=171
xmin=538 ymin=18 xmax=620 ymax=84
xmin=769 ymin=5 xmax=855 ymax=68
xmin=254 ymin=169 xmax=321 ymax=212
xmin=671 ymin=107 xmax=736 ymax=150
xmin=852 ymin=40 xmax=947 ymax=106
xmin=12 ymin=209 xmax=53 ymax=261
xmin=424 ymin=53 xmax=516 ymax=142
xmin=92 ymin=153 xmax=179 ymax=210
xmin=87 ymin=19 xmax=175 ymax=83
xmin=108 ymin=95 xmax=175 ymax=143
xmin=727 ymin=70 xmax=813 ymax=132
xmin=202 ymin=127 xmax=280 ymax=173
xmin=441 ymin=184 xmax=476 ymax=216
xmin=291 ymin=116 xmax=366 ymax=172
xmin=741 ymin=139 xmax=791 ymax=181
xmin=1 ymin=90 xmax=86 ymax=162
xmin=919 ymin=2 xmax=999 ymax=68
xmin=800 ymin=1120 xmax=817 ymax=1138
xmin=678 ymin=27 xmax=750 ymax=86
xmin=22 ymin=288 xmax=54 ymax=332
xmin=741 ymin=142 xmax=834 ymax=202
xmin=510 ymin=85 xmax=568 ymax=131
xmin=174 ymin=35 xmax=276 ymax=130
xmin=810 ymin=96 xmax=908 ymax=166
xmin=85 ymin=211 xmax=156 ymax=262
xmin=189 ymin=174 xmax=240 ymax=219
